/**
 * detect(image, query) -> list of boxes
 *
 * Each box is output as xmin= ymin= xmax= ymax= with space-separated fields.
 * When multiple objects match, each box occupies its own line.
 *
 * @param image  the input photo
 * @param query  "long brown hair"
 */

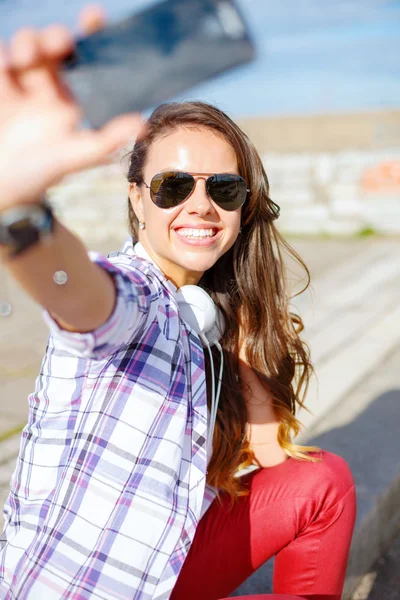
xmin=126 ymin=101 xmax=320 ymax=504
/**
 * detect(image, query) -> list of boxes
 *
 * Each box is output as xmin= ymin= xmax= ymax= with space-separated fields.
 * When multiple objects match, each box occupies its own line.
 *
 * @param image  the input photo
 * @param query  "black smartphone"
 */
xmin=62 ymin=0 xmax=255 ymax=128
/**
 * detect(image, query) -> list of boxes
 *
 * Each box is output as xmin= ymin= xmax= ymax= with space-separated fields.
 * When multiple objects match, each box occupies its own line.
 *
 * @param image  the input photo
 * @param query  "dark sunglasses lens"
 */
xmin=207 ymin=175 xmax=248 ymax=210
xmin=150 ymin=172 xmax=195 ymax=208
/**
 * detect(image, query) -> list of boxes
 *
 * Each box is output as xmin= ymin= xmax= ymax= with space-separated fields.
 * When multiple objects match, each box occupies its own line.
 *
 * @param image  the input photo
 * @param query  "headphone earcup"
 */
xmin=175 ymin=285 xmax=216 ymax=333
xmin=204 ymin=311 xmax=225 ymax=346
xmin=175 ymin=285 xmax=224 ymax=345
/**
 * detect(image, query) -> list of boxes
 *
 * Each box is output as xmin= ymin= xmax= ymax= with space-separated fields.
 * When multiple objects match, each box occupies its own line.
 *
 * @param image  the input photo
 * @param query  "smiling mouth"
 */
xmin=175 ymin=228 xmax=218 ymax=239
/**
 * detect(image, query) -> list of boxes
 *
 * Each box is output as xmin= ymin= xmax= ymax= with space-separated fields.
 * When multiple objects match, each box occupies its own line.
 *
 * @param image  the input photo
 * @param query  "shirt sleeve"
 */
xmin=42 ymin=252 xmax=159 ymax=360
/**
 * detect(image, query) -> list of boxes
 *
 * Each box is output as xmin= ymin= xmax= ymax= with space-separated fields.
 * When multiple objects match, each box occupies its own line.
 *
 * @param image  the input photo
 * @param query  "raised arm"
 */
xmin=2 ymin=221 xmax=117 ymax=333
xmin=0 ymin=8 xmax=144 ymax=333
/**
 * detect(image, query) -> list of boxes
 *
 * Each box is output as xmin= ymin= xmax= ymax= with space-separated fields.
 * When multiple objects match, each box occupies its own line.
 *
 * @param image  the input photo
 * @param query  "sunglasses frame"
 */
xmin=142 ymin=171 xmax=251 ymax=211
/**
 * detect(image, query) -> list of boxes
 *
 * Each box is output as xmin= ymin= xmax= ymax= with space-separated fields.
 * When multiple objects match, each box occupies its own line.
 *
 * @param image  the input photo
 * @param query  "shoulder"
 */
xmin=90 ymin=248 xmax=159 ymax=288
xmin=87 ymin=244 xmax=176 ymax=308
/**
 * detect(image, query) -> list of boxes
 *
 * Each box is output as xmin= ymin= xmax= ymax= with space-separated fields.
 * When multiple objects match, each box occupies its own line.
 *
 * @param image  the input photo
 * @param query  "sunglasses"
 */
xmin=142 ymin=171 xmax=250 ymax=211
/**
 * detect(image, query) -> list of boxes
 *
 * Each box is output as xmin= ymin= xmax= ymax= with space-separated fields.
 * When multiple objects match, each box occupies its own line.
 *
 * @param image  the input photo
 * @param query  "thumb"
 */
xmin=59 ymin=114 xmax=146 ymax=174
xmin=77 ymin=5 xmax=107 ymax=36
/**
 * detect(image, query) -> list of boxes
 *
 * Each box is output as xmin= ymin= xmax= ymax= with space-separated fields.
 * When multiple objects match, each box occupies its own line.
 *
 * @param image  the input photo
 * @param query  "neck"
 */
xmin=136 ymin=238 xmax=204 ymax=288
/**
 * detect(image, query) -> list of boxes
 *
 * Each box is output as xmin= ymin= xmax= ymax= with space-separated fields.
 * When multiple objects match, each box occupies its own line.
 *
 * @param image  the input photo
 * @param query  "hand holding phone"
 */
xmin=0 ymin=6 xmax=144 ymax=211
xmin=0 ymin=0 xmax=255 ymax=210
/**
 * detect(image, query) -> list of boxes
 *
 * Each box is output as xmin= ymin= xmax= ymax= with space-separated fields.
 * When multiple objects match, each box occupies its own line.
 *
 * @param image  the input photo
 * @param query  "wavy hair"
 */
xmin=126 ymin=101 xmax=320 ymax=504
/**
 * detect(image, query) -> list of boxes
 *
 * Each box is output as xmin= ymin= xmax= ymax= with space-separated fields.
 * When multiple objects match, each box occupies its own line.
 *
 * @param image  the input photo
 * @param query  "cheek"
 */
xmin=224 ymin=212 xmax=242 ymax=236
xmin=145 ymin=204 xmax=177 ymax=237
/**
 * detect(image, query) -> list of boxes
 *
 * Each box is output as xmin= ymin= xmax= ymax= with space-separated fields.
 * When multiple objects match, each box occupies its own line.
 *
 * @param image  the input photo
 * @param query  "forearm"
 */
xmin=0 ymin=15 xmax=142 ymax=334
xmin=1 ymin=219 xmax=116 ymax=332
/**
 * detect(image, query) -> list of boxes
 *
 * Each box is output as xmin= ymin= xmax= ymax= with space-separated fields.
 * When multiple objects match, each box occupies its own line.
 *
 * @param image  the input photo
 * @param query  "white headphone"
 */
xmin=175 ymin=285 xmax=224 ymax=346
xmin=175 ymin=285 xmax=224 ymax=457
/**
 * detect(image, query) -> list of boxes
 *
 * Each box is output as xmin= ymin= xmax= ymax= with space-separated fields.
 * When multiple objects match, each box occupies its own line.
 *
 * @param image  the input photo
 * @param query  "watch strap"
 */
xmin=0 ymin=200 xmax=55 ymax=257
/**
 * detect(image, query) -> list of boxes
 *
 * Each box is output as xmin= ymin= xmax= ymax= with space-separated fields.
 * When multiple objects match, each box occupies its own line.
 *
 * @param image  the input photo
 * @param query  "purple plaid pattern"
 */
xmin=0 ymin=239 xmax=217 ymax=599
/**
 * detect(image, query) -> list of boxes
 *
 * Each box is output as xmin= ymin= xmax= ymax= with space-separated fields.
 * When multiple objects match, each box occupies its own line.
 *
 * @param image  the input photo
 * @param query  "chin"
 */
xmin=179 ymin=256 xmax=218 ymax=274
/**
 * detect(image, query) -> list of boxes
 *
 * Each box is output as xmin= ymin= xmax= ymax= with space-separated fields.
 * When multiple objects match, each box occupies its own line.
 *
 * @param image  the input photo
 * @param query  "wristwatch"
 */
xmin=0 ymin=200 xmax=55 ymax=258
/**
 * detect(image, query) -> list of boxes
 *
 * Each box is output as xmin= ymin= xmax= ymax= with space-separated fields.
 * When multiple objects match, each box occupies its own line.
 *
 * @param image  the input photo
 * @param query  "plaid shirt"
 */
xmin=0 ymin=239 xmax=218 ymax=600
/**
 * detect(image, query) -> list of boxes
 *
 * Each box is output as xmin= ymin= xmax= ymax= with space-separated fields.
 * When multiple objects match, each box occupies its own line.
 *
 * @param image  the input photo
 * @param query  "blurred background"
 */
xmin=0 ymin=1 xmax=399 ymax=599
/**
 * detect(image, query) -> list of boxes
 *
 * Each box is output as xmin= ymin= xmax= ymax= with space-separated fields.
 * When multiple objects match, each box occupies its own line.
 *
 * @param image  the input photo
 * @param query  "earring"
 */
xmin=138 ymin=220 xmax=145 ymax=230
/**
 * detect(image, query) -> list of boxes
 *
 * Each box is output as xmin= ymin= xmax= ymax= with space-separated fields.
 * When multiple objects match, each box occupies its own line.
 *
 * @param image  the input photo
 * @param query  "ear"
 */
xmin=129 ymin=182 xmax=145 ymax=223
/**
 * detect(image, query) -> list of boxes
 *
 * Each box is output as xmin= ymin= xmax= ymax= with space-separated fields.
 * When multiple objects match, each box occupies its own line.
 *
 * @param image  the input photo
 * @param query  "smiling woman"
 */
xmin=0 ymin=9 xmax=356 ymax=600
xmin=125 ymin=99 xmax=319 ymax=494
xmin=128 ymin=126 xmax=243 ymax=287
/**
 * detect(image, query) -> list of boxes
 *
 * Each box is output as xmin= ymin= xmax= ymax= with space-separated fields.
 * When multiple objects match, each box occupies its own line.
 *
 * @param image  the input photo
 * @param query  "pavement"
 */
xmin=351 ymin=527 xmax=400 ymax=600
xmin=1 ymin=236 xmax=400 ymax=599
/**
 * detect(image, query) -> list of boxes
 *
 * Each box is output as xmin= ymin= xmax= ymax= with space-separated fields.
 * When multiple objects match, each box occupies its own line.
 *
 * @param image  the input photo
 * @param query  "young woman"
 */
xmin=0 ymin=7 xmax=356 ymax=600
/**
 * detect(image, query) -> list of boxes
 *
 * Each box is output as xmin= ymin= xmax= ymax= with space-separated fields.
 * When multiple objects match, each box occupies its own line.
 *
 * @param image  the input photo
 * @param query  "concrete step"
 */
xmin=230 ymin=344 xmax=400 ymax=599
xmin=293 ymin=241 xmax=400 ymax=432
xmin=350 ymin=526 xmax=400 ymax=600
xmin=230 ymin=241 xmax=400 ymax=598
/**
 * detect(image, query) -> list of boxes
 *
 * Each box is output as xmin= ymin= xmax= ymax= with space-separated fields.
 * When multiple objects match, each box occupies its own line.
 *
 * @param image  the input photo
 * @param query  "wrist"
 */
xmin=0 ymin=177 xmax=49 ymax=213
xmin=0 ymin=199 xmax=55 ymax=259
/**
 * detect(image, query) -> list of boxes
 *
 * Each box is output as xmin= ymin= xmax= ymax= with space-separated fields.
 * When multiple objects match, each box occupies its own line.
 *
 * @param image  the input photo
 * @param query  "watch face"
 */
xmin=10 ymin=216 xmax=32 ymax=232
xmin=0 ymin=202 xmax=53 ymax=253
xmin=2 ymin=204 xmax=46 ymax=227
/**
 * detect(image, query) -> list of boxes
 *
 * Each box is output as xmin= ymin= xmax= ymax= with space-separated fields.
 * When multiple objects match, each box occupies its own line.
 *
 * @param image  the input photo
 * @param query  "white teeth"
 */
xmin=176 ymin=228 xmax=217 ymax=238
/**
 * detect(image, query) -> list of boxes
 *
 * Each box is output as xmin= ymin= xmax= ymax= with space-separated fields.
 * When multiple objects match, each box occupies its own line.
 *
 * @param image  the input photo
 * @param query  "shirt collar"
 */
xmin=126 ymin=238 xmax=177 ymax=294
xmin=134 ymin=241 xmax=154 ymax=263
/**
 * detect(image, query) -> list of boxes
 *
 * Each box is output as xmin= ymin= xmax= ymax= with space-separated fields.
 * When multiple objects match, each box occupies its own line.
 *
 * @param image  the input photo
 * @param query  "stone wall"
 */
xmin=263 ymin=149 xmax=400 ymax=235
xmin=47 ymin=110 xmax=400 ymax=243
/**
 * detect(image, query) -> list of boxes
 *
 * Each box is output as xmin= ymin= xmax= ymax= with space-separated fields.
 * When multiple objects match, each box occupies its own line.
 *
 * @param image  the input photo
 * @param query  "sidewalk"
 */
xmin=352 ymin=526 xmax=400 ymax=600
xmin=1 ymin=237 xmax=400 ymax=599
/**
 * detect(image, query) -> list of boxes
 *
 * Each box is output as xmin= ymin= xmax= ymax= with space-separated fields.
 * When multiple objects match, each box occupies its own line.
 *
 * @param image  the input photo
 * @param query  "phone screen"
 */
xmin=62 ymin=0 xmax=255 ymax=128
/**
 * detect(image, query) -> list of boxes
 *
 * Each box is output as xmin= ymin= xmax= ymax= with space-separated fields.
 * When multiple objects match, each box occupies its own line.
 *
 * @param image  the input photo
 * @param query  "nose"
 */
xmin=184 ymin=177 xmax=216 ymax=217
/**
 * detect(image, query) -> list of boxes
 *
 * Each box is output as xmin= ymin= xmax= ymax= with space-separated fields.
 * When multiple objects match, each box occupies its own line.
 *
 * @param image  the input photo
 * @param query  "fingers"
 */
xmin=0 ymin=40 xmax=10 ymax=75
xmin=38 ymin=25 xmax=75 ymax=62
xmin=3 ymin=4 xmax=106 ymax=72
xmin=78 ymin=5 xmax=107 ymax=36
xmin=60 ymin=115 xmax=146 ymax=175
xmin=2 ymin=4 xmax=105 ymax=98
xmin=8 ymin=28 xmax=41 ymax=71
xmin=0 ymin=40 xmax=8 ymax=69
xmin=31 ymin=25 xmax=76 ymax=102
xmin=99 ymin=115 xmax=148 ymax=153
xmin=0 ymin=39 xmax=22 ymax=97
xmin=5 ymin=25 xmax=75 ymax=102
xmin=9 ymin=25 xmax=74 ymax=71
